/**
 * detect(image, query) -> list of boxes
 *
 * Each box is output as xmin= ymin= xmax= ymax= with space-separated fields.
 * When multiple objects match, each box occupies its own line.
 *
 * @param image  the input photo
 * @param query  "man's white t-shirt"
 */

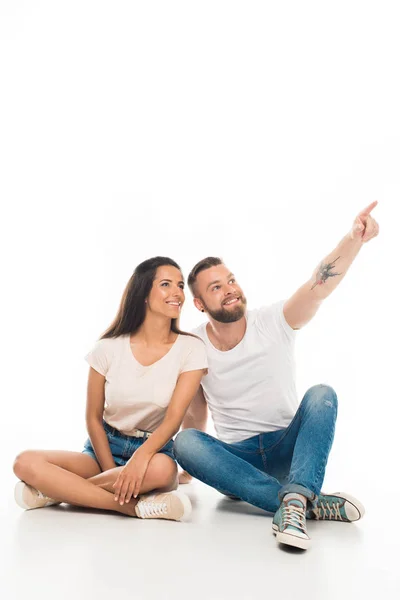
xmin=192 ymin=300 xmax=298 ymax=443
xmin=85 ymin=334 xmax=208 ymax=435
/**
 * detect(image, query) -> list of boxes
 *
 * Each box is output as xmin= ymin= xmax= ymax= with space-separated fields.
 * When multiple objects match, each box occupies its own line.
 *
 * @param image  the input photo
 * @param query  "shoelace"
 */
xmin=137 ymin=500 xmax=168 ymax=518
xmin=282 ymin=505 xmax=307 ymax=532
xmin=314 ymin=500 xmax=342 ymax=520
xmin=32 ymin=486 xmax=54 ymax=504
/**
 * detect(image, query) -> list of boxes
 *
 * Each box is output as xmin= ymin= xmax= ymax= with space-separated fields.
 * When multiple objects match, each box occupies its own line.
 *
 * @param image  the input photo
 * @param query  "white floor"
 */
xmin=2 ymin=478 xmax=399 ymax=600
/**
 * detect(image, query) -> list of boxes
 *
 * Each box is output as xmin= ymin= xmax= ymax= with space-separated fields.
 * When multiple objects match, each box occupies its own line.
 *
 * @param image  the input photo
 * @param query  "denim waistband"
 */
xmin=103 ymin=420 xmax=152 ymax=439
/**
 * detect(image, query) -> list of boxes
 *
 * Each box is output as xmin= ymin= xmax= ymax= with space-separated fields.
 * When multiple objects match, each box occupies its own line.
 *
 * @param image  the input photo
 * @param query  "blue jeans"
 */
xmin=83 ymin=420 xmax=175 ymax=466
xmin=174 ymin=384 xmax=338 ymax=513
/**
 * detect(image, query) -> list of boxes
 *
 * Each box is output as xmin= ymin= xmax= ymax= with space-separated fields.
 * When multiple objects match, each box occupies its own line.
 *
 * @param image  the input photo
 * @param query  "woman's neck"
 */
xmin=133 ymin=315 xmax=175 ymax=345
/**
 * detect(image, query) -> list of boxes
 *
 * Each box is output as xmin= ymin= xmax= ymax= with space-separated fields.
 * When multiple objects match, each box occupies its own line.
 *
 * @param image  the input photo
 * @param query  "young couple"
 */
xmin=13 ymin=202 xmax=379 ymax=550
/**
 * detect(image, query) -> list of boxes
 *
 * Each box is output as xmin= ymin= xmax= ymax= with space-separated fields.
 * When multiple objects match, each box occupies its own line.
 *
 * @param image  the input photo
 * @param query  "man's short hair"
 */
xmin=188 ymin=257 xmax=223 ymax=296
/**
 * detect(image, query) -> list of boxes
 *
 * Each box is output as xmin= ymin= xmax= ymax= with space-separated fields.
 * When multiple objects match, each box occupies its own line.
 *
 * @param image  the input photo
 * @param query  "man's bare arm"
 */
xmin=180 ymin=386 xmax=208 ymax=432
xmin=178 ymin=386 xmax=208 ymax=484
xmin=284 ymin=201 xmax=380 ymax=330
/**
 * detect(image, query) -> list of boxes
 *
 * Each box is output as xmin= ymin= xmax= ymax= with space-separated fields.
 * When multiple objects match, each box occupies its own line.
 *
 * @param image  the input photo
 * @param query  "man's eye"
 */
xmin=212 ymin=286 xmax=220 ymax=291
xmin=229 ymin=279 xmax=236 ymax=284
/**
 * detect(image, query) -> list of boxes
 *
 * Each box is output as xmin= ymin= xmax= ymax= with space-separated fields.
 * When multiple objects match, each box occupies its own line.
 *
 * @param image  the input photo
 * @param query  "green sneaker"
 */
xmin=309 ymin=492 xmax=365 ymax=522
xmin=272 ymin=493 xmax=310 ymax=550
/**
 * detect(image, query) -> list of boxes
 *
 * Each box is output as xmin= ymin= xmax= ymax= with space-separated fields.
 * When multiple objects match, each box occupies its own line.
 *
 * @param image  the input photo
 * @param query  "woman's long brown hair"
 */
xmin=101 ymin=256 xmax=194 ymax=339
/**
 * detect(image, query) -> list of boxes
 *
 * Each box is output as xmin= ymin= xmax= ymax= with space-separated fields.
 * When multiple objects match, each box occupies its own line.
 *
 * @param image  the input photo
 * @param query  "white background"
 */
xmin=1 ymin=2 xmax=399 ymax=598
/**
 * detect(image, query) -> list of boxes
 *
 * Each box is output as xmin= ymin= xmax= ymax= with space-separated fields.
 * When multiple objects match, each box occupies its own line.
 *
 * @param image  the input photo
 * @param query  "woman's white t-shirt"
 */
xmin=85 ymin=334 xmax=207 ymax=435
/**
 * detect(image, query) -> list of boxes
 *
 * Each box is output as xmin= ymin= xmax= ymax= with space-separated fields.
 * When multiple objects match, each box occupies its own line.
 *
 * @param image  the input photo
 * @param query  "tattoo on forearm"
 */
xmin=311 ymin=256 xmax=342 ymax=290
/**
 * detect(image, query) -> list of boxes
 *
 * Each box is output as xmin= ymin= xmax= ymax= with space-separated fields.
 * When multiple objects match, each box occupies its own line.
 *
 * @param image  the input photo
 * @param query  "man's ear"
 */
xmin=193 ymin=298 xmax=205 ymax=313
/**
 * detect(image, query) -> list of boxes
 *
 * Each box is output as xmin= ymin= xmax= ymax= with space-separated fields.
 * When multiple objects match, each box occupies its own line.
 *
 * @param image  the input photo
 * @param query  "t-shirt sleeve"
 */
xmin=254 ymin=300 xmax=296 ymax=343
xmin=180 ymin=336 xmax=208 ymax=374
xmin=84 ymin=339 xmax=111 ymax=376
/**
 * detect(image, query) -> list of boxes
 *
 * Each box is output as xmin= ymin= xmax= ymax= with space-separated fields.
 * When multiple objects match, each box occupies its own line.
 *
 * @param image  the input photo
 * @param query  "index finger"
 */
xmin=133 ymin=476 xmax=143 ymax=499
xmin=113 ymin=475 xmax=123 ymax=499
xmin=358 ymin=200 xmax=378 ymax=217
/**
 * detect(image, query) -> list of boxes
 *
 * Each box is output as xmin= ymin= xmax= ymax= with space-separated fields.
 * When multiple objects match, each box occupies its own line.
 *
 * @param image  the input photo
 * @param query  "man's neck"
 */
xmin=206 ymin=315 xmax=247 ymax=351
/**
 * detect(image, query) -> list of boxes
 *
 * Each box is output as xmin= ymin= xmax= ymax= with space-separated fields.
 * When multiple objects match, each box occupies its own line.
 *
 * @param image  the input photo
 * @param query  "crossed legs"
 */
xmin=13 ymin=450 xmax=178 ymax=516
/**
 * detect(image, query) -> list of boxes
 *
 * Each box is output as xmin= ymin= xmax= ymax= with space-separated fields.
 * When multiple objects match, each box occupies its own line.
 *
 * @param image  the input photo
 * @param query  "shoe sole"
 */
xmin=319 ymin=491 xmax=365 ymax=521
xmin=14 ymin=481 xmax=31 ymax=510
xmin=172 ymin=491 xmax=192 ymax=521
xmin=14 ymin=481 xmax=60 ymax=510
xmin=272 ymin=525 xmax=310 ymax=550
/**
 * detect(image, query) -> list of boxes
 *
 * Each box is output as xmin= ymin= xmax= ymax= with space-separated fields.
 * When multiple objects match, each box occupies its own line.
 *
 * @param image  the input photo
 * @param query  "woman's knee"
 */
xmin=149 ymin=455 xmax=177 ymax=489
xmin=13 ymin=450 xmax=43 ymax=482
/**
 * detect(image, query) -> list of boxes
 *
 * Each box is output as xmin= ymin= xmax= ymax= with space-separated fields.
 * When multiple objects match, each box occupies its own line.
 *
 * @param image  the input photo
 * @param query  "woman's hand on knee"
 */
xmin=113 ymin=454 xmax=150 ymax=505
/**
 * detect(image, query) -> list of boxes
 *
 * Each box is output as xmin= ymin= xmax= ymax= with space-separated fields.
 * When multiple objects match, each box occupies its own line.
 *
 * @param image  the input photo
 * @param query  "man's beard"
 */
xmin=202 ymin=296 xmax=247 ymax=323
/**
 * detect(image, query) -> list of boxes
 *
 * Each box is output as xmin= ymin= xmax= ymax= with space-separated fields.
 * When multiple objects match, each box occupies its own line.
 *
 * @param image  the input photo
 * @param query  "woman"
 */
xmin=13 ymin=257 xmax=207 ymax=521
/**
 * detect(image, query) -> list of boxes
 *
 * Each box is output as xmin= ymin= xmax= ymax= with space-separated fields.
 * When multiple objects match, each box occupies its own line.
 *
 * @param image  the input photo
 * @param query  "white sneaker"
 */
xmin=135 ymin=490 xmax=192 ymax=521
xmin=15 ymin=481 xmax=61 ymax=510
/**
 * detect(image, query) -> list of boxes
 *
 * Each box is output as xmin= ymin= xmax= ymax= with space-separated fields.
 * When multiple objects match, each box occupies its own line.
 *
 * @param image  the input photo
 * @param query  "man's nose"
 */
xmin=225 ymin=285 xmax=236 ymax=294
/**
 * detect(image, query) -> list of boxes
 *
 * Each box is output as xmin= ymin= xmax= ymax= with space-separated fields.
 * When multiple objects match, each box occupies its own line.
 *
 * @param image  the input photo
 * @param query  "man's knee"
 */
xmin=305 ymin=384 xmax=338 ymax=410
xmin=174 ymin=429 xmax=204 ymax=461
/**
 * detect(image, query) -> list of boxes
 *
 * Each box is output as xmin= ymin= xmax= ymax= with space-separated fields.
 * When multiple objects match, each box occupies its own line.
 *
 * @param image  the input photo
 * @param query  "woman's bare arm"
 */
xmin=137 ymin=368 xmax=206 ymax=460
xmin=85 ymin=367 xmax=116 ymax=472
xmin=112 ymin=368 xmax=206 ymax=502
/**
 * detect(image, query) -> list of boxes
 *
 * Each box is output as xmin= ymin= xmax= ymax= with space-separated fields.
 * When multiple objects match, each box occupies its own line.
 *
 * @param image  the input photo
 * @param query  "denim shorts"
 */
xmin=82 ymin=420 xmax=175 ymax=466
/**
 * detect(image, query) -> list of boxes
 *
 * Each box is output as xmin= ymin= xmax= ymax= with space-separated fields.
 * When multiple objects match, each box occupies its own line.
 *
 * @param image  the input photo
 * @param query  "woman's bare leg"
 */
xmin=13 ymin=450 xmax=136 ymax=516
xmin=88 ymin=454 xmax=178 ymax=499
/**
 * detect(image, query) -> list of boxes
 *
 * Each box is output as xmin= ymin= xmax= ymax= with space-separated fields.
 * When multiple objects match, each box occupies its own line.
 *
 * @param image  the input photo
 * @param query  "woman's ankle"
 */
xmin=115 ymin=497 xmax=138 ymax=517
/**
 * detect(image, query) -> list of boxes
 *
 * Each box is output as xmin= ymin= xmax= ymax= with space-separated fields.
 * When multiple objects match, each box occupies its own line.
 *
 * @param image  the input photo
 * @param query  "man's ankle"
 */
xmin=283 ymin=492 xmax=307 ymax=507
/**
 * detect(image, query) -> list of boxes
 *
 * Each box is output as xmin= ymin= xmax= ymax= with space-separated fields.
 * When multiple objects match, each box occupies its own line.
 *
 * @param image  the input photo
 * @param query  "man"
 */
xmin=174 ymin=202 xmax=379 ymax=550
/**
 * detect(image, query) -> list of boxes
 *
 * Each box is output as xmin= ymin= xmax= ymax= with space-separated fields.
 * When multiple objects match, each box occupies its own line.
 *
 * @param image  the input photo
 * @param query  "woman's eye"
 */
xmin=161 ymin=282 xmax=169 ymax=287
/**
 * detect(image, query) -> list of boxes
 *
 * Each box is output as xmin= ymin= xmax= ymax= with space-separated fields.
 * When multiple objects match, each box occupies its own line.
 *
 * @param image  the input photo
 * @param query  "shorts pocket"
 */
xmin=106 ymin=432 xmax=126 ymax=459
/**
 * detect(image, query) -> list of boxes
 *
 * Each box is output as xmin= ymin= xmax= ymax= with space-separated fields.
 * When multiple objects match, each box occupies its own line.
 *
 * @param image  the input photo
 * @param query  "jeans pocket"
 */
xmin=83 ymin=438 xmax=92 ymax=451
xmin=106 ymin=432 xmax=126 ymax=458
